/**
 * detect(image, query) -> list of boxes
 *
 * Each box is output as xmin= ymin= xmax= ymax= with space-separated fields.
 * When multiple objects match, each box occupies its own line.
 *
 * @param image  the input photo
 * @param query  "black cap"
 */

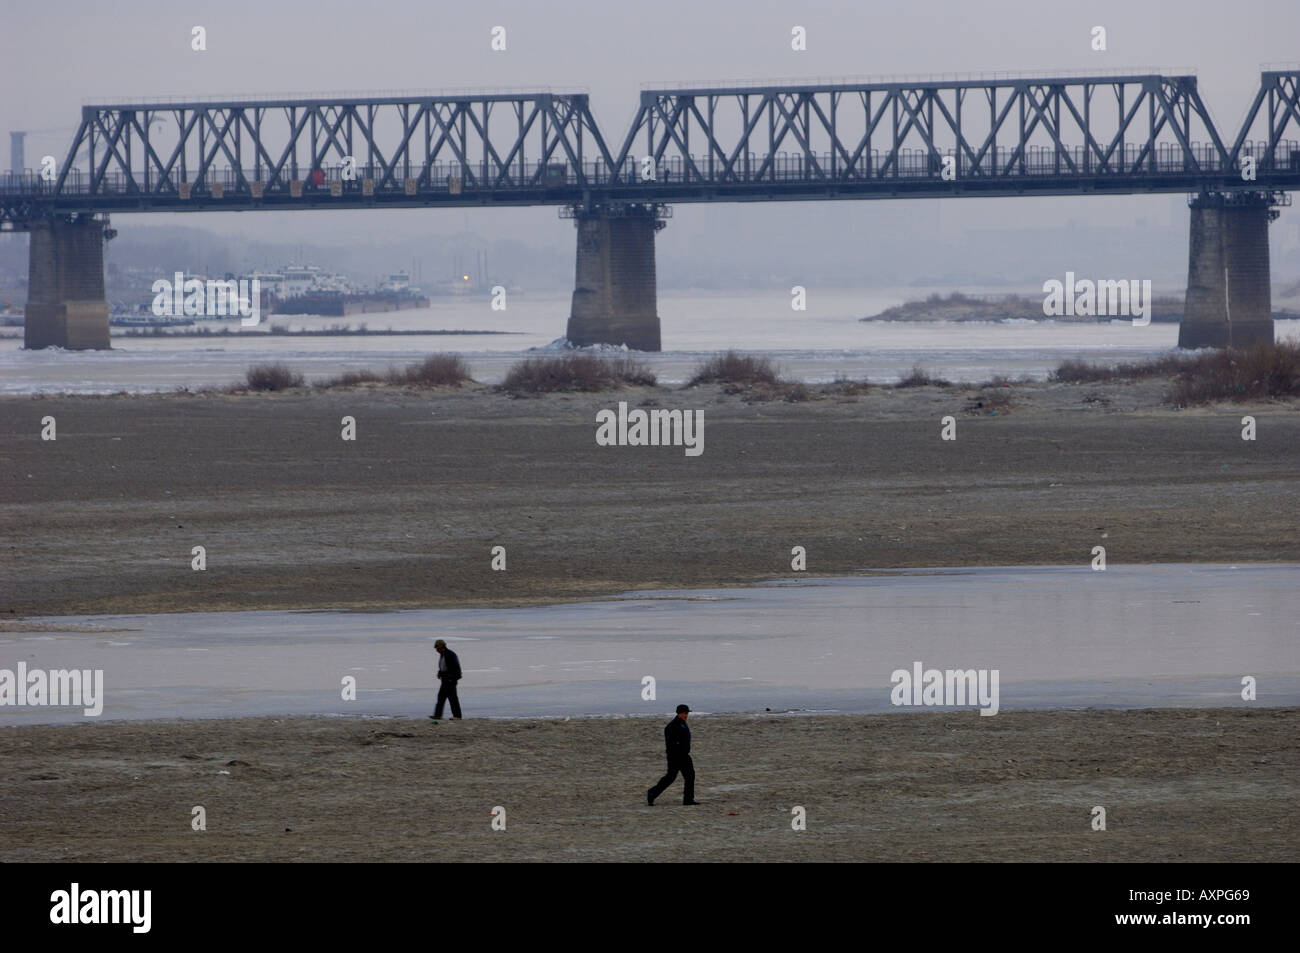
xmin=676 ymin=704 xmax=690 ymax=714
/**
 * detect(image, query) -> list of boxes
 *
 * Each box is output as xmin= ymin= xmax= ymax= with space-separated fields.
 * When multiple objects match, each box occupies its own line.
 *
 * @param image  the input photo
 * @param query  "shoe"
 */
xmin=646 ymin=789 xmax=656 ymax=806
xmin=683 ymin=800 xmax=701 ymax=806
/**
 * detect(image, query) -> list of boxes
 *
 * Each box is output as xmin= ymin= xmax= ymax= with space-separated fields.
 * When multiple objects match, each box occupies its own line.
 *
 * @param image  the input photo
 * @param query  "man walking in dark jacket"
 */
xmin=431 ymin=639 xmax=463 ymax=719
xmin=647 ymin=705 xmax=700 ymax=805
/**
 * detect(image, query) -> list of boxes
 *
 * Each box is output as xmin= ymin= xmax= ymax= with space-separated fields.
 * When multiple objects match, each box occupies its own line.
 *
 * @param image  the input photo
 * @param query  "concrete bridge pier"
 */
xmin=1178 ymin=193 xmax=1276 ymax=350
xmin=566 ymin=203 xmax=664 ymax=351
xmin=24 ymin=215 xmax=112 ymax=350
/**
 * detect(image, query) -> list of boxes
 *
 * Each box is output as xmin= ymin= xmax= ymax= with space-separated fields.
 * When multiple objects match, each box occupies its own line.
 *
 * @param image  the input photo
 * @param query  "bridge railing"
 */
xmin=3 ymin=140 xmax=1297 ymax=197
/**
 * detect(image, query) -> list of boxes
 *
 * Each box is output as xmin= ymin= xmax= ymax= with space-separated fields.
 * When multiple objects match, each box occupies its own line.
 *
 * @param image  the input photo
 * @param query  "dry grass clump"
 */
xmin=500 ymin=353 xmax=655 ymax=395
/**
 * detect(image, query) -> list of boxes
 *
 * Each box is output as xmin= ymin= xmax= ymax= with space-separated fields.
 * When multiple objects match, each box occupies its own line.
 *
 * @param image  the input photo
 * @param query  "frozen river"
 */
xmin=2 ymin=564 xmax=1296 ymax=724
xmin=6 ymin=289 xmax=1289 ymax=394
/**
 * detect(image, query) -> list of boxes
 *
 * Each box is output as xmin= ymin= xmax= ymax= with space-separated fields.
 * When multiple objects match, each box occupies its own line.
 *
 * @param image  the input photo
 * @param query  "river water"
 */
xmin=2 ymin=564 xmax=1296 ymax=724
xmin=7 ymin=288 xmax=1293 ymax=394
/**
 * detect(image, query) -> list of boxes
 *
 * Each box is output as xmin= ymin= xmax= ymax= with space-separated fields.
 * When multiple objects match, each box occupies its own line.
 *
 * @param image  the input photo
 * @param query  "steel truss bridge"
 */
xmin=2 ymin=70 xmax=1299 ymax=228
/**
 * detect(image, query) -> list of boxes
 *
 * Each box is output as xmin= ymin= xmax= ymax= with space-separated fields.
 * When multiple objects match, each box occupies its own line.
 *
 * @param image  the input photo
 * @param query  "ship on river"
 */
xmin=273 ymin=289 xmax=431 ymax=316
xmin=269 ymin=268 xmax=430 ymax=316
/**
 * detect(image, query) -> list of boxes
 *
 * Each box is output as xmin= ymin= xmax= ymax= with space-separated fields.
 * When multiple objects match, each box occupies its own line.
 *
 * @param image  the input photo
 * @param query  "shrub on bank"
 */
xmin=894 ymin=365 xmax=952 ymax=388
xmin=500 ymin=353 xmax=656 ymax=394
xmin=245 ymin=362 xmax=304 ymax=391
xmin=1169 ymin=339 xmax=1300 ymax=405
xmin=774 ymin=380 xmax=812 ymax=402
xmin=313 ymin=354 xmax=474 ymax=389
xmin=1051 ymin=355 xmax=1188 ymax=383
xmin=391 ymin=354 xmax=474 ymax=387
xmin=687 ymin=351 xmax=779 ymax=387
xmin=821 ymin=376 xmax=872 ymax=396
xmin=974 ymin=387 xmax=1014 ymax=409
xmin=1051 ymin=341 xmax=1300 ymax=403
xmin=315 ymin=369 xmax=386 ymax=388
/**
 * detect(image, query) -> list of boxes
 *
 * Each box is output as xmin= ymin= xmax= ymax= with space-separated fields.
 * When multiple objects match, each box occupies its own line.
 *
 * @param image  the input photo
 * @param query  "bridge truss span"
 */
xmin=4 ymin=92 xmax=619 ymax=220
xmin=2 ymin=70 xmax=1298 ymax=226
xmin=620 ymin=73 xmax=1300 ymax=200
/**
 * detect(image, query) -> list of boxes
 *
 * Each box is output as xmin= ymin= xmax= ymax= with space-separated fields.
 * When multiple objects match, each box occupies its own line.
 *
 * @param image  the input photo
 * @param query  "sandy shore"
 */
xmin=3 ymin=380 xmax=1296 ymax=863
xmin=0 ymin=708 xmax=1293 ymax=862
xmin=4 ymin=378 xmax=1300 ymax=617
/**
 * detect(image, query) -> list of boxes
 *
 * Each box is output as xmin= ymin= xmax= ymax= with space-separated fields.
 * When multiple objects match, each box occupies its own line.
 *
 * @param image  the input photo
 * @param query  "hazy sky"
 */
xmin=3 ymin=0 xmax=1298 ymax=273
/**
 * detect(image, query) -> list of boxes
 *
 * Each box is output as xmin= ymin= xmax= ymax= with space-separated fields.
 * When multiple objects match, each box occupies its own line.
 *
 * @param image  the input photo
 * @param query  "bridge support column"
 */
xmin=566 ymin=204 xmax=664 ymax=351
xmin=24 ymin=216 xmax=111 ymax=350
xmin=1178 ymin=194 xmax=1276 ymax=350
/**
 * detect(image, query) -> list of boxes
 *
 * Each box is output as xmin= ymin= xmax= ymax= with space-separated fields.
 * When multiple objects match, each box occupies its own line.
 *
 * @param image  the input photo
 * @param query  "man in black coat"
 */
xmin=431 ymin=639 xmax=463 ymax=719
xmin=647 ymin=705 xmax=700 ymax=806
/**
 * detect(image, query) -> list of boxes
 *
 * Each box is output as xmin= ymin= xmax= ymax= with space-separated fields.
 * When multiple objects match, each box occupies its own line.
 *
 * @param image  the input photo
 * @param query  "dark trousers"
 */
xmin=649 ymin=753 xmax=695 ymax=803
xmin=434 ymin=679 xmax=462 ymax=718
